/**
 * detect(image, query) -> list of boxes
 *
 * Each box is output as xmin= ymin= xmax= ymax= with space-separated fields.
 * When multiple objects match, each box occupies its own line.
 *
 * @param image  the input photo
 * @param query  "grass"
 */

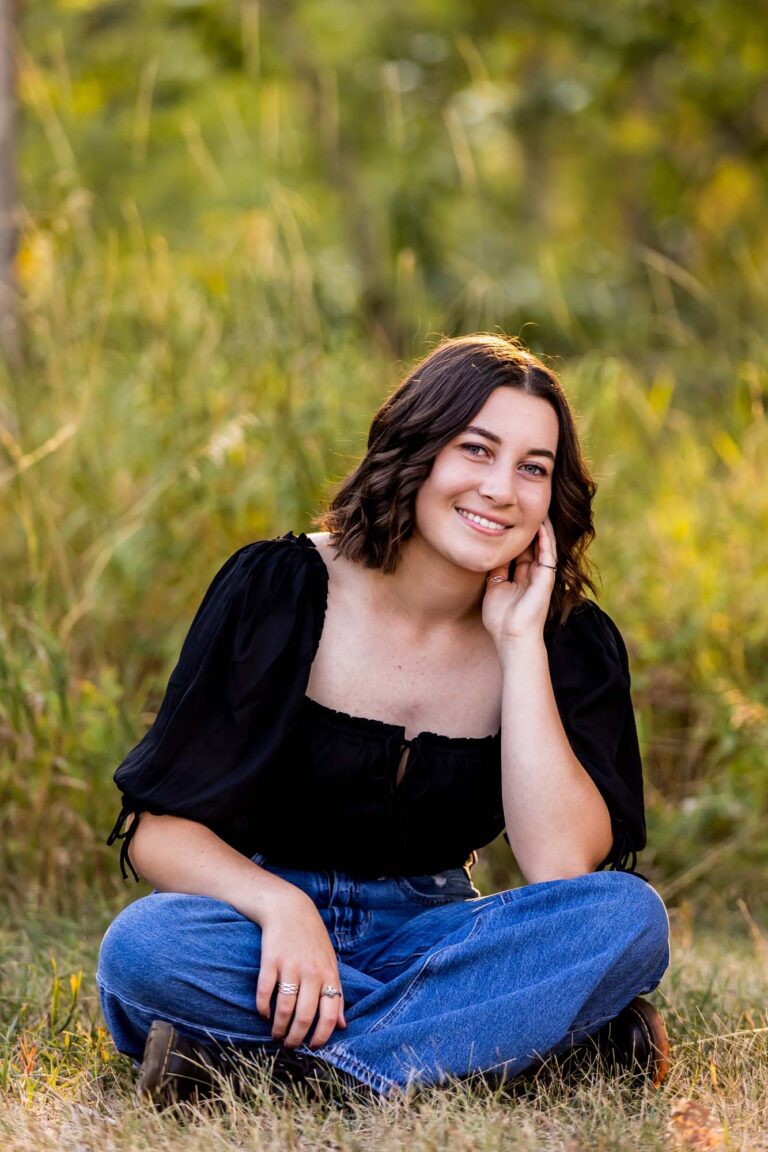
xmin=1 ymin=902 xmax=766 ymax=1150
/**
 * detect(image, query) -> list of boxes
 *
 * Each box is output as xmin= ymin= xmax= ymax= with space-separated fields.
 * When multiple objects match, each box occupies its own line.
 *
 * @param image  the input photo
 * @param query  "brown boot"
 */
xmin=136 ymin=1019 xmax=228 ymax=1107
xmin=597 ymin=996 xmax=670 ymax=1087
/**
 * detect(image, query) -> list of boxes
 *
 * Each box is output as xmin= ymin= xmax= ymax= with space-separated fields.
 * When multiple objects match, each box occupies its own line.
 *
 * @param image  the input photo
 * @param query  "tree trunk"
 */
xmin=0 ymin=0 xmax=19 ymax=368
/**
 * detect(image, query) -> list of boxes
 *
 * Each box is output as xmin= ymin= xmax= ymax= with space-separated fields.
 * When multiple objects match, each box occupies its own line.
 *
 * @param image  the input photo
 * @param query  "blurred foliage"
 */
xmin=1 ymin=0 xmax=766 ymax=914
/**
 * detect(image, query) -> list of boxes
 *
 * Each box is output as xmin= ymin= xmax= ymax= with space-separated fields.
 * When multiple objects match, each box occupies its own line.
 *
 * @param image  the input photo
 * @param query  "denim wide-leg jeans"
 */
xmin=97 ymin=859 xmax=669 ymax=1096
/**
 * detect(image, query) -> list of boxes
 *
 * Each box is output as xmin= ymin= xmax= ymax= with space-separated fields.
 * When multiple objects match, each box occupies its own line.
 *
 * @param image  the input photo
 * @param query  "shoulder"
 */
xmin=211 ymin=531 xmax=326 ymax=593
xmin=546 ymin=600 xmax=632 ymax=687
xmin=189 ymin=532 xmax=328 ymax=633
xmin=164 ymin=532 xmax=329 ymax=685
xmin=304 ymin=530 xmax=368 ymax=595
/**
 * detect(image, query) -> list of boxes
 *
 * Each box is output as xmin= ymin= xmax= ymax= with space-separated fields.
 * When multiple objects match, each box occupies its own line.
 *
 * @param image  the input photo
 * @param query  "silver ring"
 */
xmin=278 ymin=981 xmax=300 ymax=996
xmin=486 ymin=575 xmax=506 ymax=585
xmin=539 ymin=563 xmax=557 ymax=571
xmin=320 ymin=985 xmax=342 ymax=999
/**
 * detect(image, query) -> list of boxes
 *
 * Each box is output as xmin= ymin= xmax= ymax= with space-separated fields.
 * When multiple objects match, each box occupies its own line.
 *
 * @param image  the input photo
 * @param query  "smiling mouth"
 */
xmin=456 ymin=508 xmax=512 ymax=533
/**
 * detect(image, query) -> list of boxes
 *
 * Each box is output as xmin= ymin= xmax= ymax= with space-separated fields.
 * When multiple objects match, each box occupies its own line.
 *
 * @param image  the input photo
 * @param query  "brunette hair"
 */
xmin=320 ymin=334 xmax=597 ymax=624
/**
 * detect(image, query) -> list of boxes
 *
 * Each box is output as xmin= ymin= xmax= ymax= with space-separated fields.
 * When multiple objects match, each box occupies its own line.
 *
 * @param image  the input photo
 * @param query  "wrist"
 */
xmin=249 ymin=872 xmax=313 ymax=924
xmin=497 ymin=633 xmax=548 ymax=667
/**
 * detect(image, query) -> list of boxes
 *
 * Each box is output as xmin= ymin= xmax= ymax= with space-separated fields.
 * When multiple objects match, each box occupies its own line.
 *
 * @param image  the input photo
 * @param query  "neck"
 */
xmin=362 ymin=535 xmax=487 ymax=631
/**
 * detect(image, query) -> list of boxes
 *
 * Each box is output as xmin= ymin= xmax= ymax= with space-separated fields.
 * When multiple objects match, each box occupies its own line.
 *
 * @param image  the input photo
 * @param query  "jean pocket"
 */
xmin=396 ymin=868 xmax=479 ymax=905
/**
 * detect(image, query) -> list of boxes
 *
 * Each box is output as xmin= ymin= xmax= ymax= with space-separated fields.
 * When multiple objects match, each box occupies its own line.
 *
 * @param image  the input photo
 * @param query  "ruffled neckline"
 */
xmin=303 ymin=695 xmax=500 ymax=749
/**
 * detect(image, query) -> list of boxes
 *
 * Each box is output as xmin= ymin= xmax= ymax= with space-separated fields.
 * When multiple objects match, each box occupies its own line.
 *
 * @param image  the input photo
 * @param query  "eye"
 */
xmin=459 ymin=442 xmax=491 ymax=458
xmin=519 ymin=462 xmax=549 ymax=477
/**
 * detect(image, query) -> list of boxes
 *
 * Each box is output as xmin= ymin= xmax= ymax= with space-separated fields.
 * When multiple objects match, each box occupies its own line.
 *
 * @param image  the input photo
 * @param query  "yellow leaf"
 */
xmin=668 ymin=1097 xmax=725 ymax=1149
xmin=712 ymin=431 xmax=743 ymax=470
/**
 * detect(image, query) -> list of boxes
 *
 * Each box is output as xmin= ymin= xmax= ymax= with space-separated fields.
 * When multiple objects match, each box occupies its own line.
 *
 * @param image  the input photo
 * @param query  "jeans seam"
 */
xmin=97 ymin=977 xmax=273 ymax=1049
xmin=365 ymin=951 xmax=429 ymax=975
xmin=362 ymin=907 xmax=488 ymax=1036
xmin=310 ymin=1048 xmax=399 ymax=1096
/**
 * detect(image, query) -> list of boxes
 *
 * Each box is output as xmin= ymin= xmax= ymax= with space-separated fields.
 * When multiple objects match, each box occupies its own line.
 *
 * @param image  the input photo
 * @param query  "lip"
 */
xmin=455 ymin=507 xmax=512 ymax=535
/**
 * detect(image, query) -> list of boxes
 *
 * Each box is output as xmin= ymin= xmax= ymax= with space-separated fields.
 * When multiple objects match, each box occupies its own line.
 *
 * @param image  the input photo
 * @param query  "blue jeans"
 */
xmin=97 ymin=859 xmax=669 ymax=1096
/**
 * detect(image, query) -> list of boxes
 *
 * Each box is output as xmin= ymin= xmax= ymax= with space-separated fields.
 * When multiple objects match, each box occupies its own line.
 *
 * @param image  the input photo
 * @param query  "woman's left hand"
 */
xmin=482 ymin=517 xmax=557 ymax=652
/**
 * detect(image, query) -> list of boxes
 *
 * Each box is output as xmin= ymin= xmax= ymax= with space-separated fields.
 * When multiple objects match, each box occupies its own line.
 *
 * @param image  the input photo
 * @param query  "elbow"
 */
xmin=521 ymin=856 xmax=597 ymax=885
xmin=518 ymin=834 xmax=612 ymax=884
xmin=520 ymin=811 xmax=614 ymax=884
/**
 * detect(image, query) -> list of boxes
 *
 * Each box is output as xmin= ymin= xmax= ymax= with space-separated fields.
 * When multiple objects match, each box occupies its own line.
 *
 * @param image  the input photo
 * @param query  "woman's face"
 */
xmin=413 ymin=387 xmax=559 ymax=575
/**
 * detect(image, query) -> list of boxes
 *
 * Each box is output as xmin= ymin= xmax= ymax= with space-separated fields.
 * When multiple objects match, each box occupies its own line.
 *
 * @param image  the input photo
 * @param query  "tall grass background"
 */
xmin=3 ymin=211 xmax=766 ymax=912
xmin=2 ymin=0 xmax=767 ymax=915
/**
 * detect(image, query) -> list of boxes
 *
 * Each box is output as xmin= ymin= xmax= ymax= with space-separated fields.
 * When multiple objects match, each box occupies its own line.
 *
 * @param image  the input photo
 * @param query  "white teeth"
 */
xmin=458 ymin=509 xmax=508 ymax=531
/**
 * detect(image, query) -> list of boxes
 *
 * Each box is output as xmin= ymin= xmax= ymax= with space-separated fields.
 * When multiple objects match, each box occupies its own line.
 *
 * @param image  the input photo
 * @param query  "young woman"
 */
xmin=98 ymin=334 xmax=670 ymax=1103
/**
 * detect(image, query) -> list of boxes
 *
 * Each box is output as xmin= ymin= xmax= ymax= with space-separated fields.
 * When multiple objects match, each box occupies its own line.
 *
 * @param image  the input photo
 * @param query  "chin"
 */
xmin=449 ymin=544 xmax=515 ymax=575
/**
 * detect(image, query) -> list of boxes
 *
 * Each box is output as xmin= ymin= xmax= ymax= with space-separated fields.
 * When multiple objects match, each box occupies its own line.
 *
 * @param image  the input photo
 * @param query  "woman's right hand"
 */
xmin=125 ymin=813 xmax=347 ymax=1049
xmin=256 ymin=886 xmax=347 ymax=1050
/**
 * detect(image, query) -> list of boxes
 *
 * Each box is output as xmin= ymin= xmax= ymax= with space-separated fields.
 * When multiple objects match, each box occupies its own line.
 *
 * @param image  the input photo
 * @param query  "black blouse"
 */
xmin=108 ymin=533 xmax=645 ymax=877
xmin=251 ymin=697 xmax=504 ymax=876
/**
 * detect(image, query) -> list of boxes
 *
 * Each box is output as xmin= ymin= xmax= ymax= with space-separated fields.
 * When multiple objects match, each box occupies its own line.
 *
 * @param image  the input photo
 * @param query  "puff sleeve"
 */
xmin=546 ymin=602 xmax=646 ymax=870
xmin=108 ymin=533 xmax=328 ymax=876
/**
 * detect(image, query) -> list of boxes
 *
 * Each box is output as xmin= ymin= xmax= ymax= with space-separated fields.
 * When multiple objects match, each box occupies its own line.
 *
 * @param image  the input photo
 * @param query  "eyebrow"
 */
xmin=463 ymin=425 xmax=556 ymax=462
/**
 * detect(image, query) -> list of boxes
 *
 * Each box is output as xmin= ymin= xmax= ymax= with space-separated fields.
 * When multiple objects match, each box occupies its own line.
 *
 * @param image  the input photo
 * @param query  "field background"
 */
xmin=1 ymin=1 xmax=767 ymax=1147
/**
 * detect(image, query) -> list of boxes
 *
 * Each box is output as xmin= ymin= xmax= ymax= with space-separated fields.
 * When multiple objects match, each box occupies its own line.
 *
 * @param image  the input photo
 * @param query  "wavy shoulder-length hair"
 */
xmin=320 ymin=334 xmax=597 ymax=625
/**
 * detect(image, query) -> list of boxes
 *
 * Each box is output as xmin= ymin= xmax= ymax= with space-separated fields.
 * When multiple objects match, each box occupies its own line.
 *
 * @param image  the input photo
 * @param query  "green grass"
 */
xmin=0 ymin=905 xmax=766 ymax=1150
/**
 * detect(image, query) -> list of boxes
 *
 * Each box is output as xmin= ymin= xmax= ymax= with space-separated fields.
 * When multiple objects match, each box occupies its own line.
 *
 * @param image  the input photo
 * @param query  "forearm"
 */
xmin=500 ymin=637 xmax=613 ymax=883
xmin=128 ymin=813 xmax=305 ymax=924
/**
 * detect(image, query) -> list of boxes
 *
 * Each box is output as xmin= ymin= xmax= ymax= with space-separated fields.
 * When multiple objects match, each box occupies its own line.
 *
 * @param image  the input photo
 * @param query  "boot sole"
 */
xmin=136 ymin=1019 xmax=177 ymax=1105
xmin=626 ymin=997 xmax=670 ymax=1087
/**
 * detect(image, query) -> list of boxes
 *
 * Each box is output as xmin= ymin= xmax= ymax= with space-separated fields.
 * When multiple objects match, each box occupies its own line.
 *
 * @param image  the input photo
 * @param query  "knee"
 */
xmin=597 ymin=871 xmax=670 ymax=971
xmin=97 ymin=893 xmax=191 ymax=1002
xmin=98 ymin=897 xmax=150 ymax=997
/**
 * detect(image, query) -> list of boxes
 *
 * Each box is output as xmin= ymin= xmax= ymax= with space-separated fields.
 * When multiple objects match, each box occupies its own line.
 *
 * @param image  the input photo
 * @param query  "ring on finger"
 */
xmin=278 ymin=981 xmax=300 ymax=996
xmin=320 ymin=985 xmax=342 ymax=999
xmin=539 ymin=562 xmax=557 ymax=571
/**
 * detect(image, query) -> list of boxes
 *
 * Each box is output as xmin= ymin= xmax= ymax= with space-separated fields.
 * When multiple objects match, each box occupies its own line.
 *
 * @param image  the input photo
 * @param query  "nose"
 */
xmin=477 ymin=464 xmax=518 ymax=506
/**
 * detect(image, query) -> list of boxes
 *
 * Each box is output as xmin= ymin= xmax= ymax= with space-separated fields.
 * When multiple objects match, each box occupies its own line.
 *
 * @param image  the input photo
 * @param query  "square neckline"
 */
xmin=302 ymin=693 xmax=500 ymax=747
xmin=300 ymin=534 xmax=501 ymax=746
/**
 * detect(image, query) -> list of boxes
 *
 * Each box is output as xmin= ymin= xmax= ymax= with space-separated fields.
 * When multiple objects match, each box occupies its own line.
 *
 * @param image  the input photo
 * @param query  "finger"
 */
xmin=256 ymin=961 xmax=278 ymax=1020
xmin=485 ymin=564 xmax=509 ymax=586
xmin=516 ymin=539 xmax=536 ymax=565
xmin=512 ymin=546 xmax=535 ymax=587
xmin=535 ymin=522 xmax=558 ymax=570
xmin=308 ymin=993 xmax=345 ymax=1050
xmin=284 ymin=983 xmax=321 ymax=1048
xmin=271 ymin=977 xmax=301 ymax=1041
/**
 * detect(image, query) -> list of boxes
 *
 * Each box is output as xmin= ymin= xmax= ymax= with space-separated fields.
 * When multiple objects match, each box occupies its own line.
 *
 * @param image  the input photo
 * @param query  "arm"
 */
xmin=128 ymin=813 xmax=347 ymax=1049
xmin=110 ymin=537 xmax=344 ymax=1048
xmin=498 ymin=637 xmax=613 ymax=882
xmin=484 ymin=519 xmax=613 ymax=883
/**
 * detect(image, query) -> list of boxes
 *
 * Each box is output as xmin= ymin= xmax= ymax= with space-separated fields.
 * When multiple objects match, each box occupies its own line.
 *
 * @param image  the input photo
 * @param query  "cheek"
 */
xmin=521 ymin=483 xmax=552 ymax=517
xmin=413 ymin=479 xmax=441 ymax=531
